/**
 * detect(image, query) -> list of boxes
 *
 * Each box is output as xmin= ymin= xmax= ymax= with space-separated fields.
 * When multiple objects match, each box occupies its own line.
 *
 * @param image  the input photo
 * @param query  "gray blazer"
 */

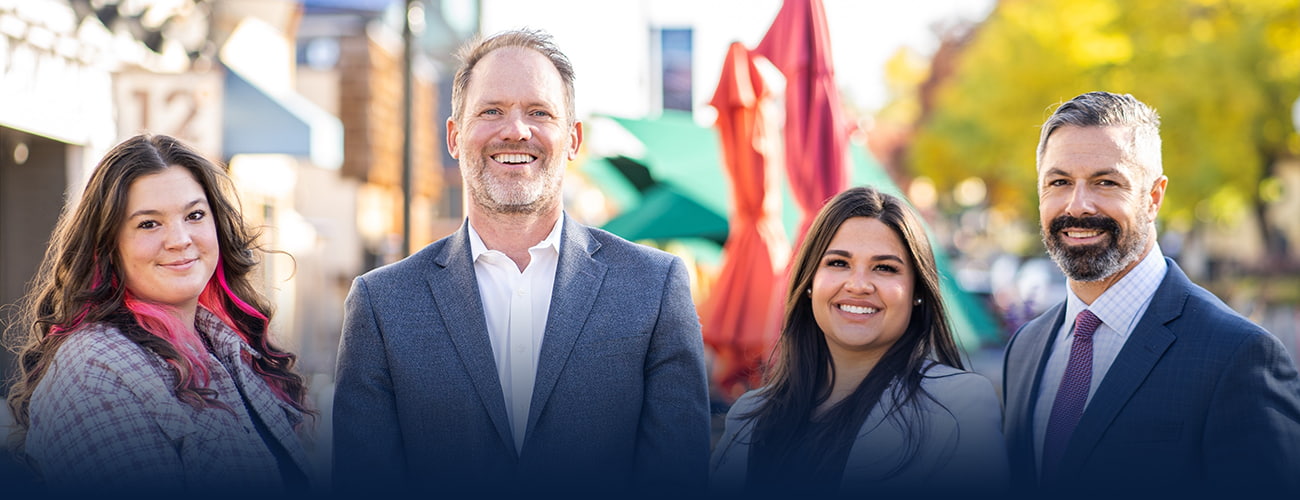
xmin=1003 ymin=258 xmax=1300 ymax=494
xmin=710 ymin=364 xmax=1008 ymax=494
xmin=25 ymin=308 xmax=310 ymax=493
xmin=332 ymin=214 xmax=710 ymax=494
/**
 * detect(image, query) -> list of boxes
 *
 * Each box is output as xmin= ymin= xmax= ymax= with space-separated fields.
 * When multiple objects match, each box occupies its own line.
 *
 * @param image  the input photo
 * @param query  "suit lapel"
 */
xmin=230 ymin=357 xmax=314 ymax=476
xmin=430 ymin=223 xmax=515 ymax=453
xmin=1005 ymin=303 xmax=1066 ymax=479
xmin=198 ymin=310 xmax=313 ymax=477
xmin=525 ymin=215 xmax=606 ymax=440
xmin=1060 ymin=258 xmax=1185 ymax=470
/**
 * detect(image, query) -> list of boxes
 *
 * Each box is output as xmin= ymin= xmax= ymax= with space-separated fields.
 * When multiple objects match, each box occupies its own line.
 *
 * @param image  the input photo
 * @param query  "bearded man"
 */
xmin=332 ymin=29 xmax=709 ymax=495
xmin=1002 ymin=91 xmax=1300 ymax=496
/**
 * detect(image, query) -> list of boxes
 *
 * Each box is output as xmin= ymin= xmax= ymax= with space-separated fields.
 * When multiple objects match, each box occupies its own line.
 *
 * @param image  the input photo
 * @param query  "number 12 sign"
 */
xmin=114 ymin=70 xmax=223 ymax=158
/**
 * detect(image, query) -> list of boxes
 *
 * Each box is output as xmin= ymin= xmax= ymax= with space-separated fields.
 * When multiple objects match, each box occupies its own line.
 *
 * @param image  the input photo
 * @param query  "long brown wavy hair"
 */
xmin=745 ymin=186 xmax=965 ymax=483
xmin=5 ymin=134 xmax=311 ymax=442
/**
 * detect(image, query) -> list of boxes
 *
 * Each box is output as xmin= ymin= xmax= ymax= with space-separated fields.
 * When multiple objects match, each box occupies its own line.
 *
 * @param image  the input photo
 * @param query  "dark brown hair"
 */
xmin=746 ymin=185 xmax=965 ymax=481
xmin=6 ymin=134 xmax=310 ymax=438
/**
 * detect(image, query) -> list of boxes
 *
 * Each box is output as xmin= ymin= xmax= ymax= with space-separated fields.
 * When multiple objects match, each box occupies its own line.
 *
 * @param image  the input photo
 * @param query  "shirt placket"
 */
xmin=507 ymin=269 xmax=535 ymax=453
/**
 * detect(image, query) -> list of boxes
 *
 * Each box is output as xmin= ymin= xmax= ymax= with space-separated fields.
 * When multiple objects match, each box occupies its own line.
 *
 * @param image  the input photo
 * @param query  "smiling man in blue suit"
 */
xmin=1003 ymin=92 xmax=1300 ymax=496
xmin=332 ymin=29 xmax=710 ymax=495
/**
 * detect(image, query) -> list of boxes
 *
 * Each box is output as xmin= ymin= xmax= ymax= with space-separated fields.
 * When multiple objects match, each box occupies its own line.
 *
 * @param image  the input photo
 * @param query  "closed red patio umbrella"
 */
xmin=701 ymin=42 xmax=790 ymax=401
xmin=755 ymin=0 xmax=852 ymax=251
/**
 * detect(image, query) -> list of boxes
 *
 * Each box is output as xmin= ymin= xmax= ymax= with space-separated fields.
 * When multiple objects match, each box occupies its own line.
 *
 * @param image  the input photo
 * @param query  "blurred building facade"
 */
xmin=0 ymin=1 xmax=481 ymax=429
xmin=1 ymin=0 xmax=212 ymax=396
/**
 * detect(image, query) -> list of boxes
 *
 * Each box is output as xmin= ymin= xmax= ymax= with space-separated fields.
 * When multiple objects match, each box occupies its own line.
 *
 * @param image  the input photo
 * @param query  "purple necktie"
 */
xmin=1042 ymin=309 xmax=1103 ymax=480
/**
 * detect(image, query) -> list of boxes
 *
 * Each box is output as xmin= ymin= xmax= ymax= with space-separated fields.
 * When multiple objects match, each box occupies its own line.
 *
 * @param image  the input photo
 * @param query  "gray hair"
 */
xmin=1037 ymin=91 xmax=1162 ymax=176
xmin=450 ymin=28 xmax=577 ymax=125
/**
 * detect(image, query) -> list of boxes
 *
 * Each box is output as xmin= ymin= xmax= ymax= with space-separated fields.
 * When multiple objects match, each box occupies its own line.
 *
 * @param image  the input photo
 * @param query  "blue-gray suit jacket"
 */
xmin=1003 ymin=258 xmax=1300 ymax=495
xmin=332 ymin=215 xmax=710 ymax=494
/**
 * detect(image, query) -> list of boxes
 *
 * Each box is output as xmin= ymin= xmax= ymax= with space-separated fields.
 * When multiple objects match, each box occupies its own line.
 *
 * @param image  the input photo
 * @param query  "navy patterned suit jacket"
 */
xmin=332 ymin=214 xmax=710 ymax=494
xmin=1002 ymin=258 xmax=1300 ymax=495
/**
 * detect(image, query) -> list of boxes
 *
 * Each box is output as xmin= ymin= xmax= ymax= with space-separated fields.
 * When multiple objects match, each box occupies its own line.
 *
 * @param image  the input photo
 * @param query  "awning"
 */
xmin=222 ymin=65 xmax=343 ymax=169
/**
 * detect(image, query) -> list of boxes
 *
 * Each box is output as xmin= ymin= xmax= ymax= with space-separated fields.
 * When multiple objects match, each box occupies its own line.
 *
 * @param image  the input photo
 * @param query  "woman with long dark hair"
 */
xmin=6 ymin=134 xmax=313 ymax=492
xmin=710 ymin=186 xmax=1007 ymax=494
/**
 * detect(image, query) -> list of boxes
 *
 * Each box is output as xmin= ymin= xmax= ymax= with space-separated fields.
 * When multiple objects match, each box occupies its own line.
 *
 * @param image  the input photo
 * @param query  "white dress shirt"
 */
xmin=1033 ymin=244 xmax=1168 ymax=469
xmin=468 ymin=217 xmax=563 ymax=453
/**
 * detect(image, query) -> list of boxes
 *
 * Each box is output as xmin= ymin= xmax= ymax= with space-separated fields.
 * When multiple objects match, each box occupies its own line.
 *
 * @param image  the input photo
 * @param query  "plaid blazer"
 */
xmin=24 ymin=308 xmax=311 ymax=493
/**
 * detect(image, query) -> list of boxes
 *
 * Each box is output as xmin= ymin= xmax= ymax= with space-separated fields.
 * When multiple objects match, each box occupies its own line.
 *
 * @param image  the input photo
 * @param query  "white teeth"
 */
xmin=493 ymin=153 xmax=535 ymax=164
xmin=839 ymin=304 xmax=878 ymax=315
xmin=1065 ymin=230 xmax=1102 ymax=238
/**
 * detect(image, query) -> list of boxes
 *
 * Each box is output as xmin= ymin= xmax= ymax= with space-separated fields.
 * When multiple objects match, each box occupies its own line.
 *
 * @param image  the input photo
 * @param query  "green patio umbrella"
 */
xmin=601 ymin=183 xmax=729 ymax=245
xmin=587 ymin=113 xmax=1003 ymax=348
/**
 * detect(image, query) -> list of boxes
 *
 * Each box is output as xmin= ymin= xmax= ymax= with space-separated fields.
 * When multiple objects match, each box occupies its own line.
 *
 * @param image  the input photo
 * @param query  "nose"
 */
xmin=499 ymin=110 xmax=534 ymax=142
xmin=1062 ymin=183 xmax=1097 ymax=217
xmin=163 ymin=221 xmax=194 ymax=250
xmin=843 ymin=269 xmax=874 ymax=294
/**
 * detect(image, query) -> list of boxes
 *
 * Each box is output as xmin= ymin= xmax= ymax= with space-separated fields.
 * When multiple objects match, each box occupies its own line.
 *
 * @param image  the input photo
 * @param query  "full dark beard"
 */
xmin=1042 ymin=215 xmax=1147 ymax=282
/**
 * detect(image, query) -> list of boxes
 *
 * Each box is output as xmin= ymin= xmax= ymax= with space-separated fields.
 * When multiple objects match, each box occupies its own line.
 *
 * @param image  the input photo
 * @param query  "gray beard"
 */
xmin=466 ymin=159 xmax=560 ymax=215
xmin=1043 ymin=216 xmax=1150 ymax=282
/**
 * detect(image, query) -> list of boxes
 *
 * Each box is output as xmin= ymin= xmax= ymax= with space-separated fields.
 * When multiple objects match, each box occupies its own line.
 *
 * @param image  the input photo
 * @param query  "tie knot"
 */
xmin=1074 ymin=309 xmax=1102 ymax=339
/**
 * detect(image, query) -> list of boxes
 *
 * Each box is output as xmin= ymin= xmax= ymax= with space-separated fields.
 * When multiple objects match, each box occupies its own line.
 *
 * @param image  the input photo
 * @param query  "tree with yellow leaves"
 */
xmin=894 ymin=0 xmax=1300 ymax=266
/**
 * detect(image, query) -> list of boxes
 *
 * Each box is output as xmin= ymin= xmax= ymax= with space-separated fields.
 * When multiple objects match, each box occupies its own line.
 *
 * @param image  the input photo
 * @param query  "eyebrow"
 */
xmin=824 ymin=249 xmax=906 ymax=264
xmin=126 ymin=198 xmax=207 ymax=219
xmin=1043 ymin=167 xmax=1123 ymax=179
xmin=479 ymin=99 xmax=557 ymax=109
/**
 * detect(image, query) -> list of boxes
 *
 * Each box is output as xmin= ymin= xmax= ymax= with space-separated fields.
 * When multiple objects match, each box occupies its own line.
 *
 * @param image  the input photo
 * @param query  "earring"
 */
xmin=806 ymin=288 xmax=812 ymax=297
xmin=913 ymin=298 xmax=923 ymax=306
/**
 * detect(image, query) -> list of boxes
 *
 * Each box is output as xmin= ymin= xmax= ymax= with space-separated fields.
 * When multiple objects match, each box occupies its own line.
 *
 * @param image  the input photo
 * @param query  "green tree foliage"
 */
xmin=907 ymin=0 xmax=1300 ymax=240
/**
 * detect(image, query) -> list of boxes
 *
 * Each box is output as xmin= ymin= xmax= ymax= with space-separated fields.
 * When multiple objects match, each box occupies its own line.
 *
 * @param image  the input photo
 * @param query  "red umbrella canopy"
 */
xmin=755 ymin=0 xmax=852 ymax=249
xmin=702 ymin=42 xmax=790 ymax=401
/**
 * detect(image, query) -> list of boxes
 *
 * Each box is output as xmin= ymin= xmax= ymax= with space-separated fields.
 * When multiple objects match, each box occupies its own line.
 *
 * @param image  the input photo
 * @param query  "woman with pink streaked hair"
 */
xmin=5 ymin=134 xmax=313 ymax=494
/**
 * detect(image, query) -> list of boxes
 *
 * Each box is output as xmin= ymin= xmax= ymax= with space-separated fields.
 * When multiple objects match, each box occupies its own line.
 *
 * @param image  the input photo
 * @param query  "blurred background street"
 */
xmin=2 ymin=0 xmax=1298 ymax=488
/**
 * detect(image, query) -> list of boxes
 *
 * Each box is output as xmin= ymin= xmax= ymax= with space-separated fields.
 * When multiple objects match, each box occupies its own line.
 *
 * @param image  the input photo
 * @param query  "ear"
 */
xmin=566 ymin=120 xmax=583 ymax=161
xmin=446 ymin=116 xmax=461 ymax=159
xmin=1148 ymin=174 xmax=1168 ymax=216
